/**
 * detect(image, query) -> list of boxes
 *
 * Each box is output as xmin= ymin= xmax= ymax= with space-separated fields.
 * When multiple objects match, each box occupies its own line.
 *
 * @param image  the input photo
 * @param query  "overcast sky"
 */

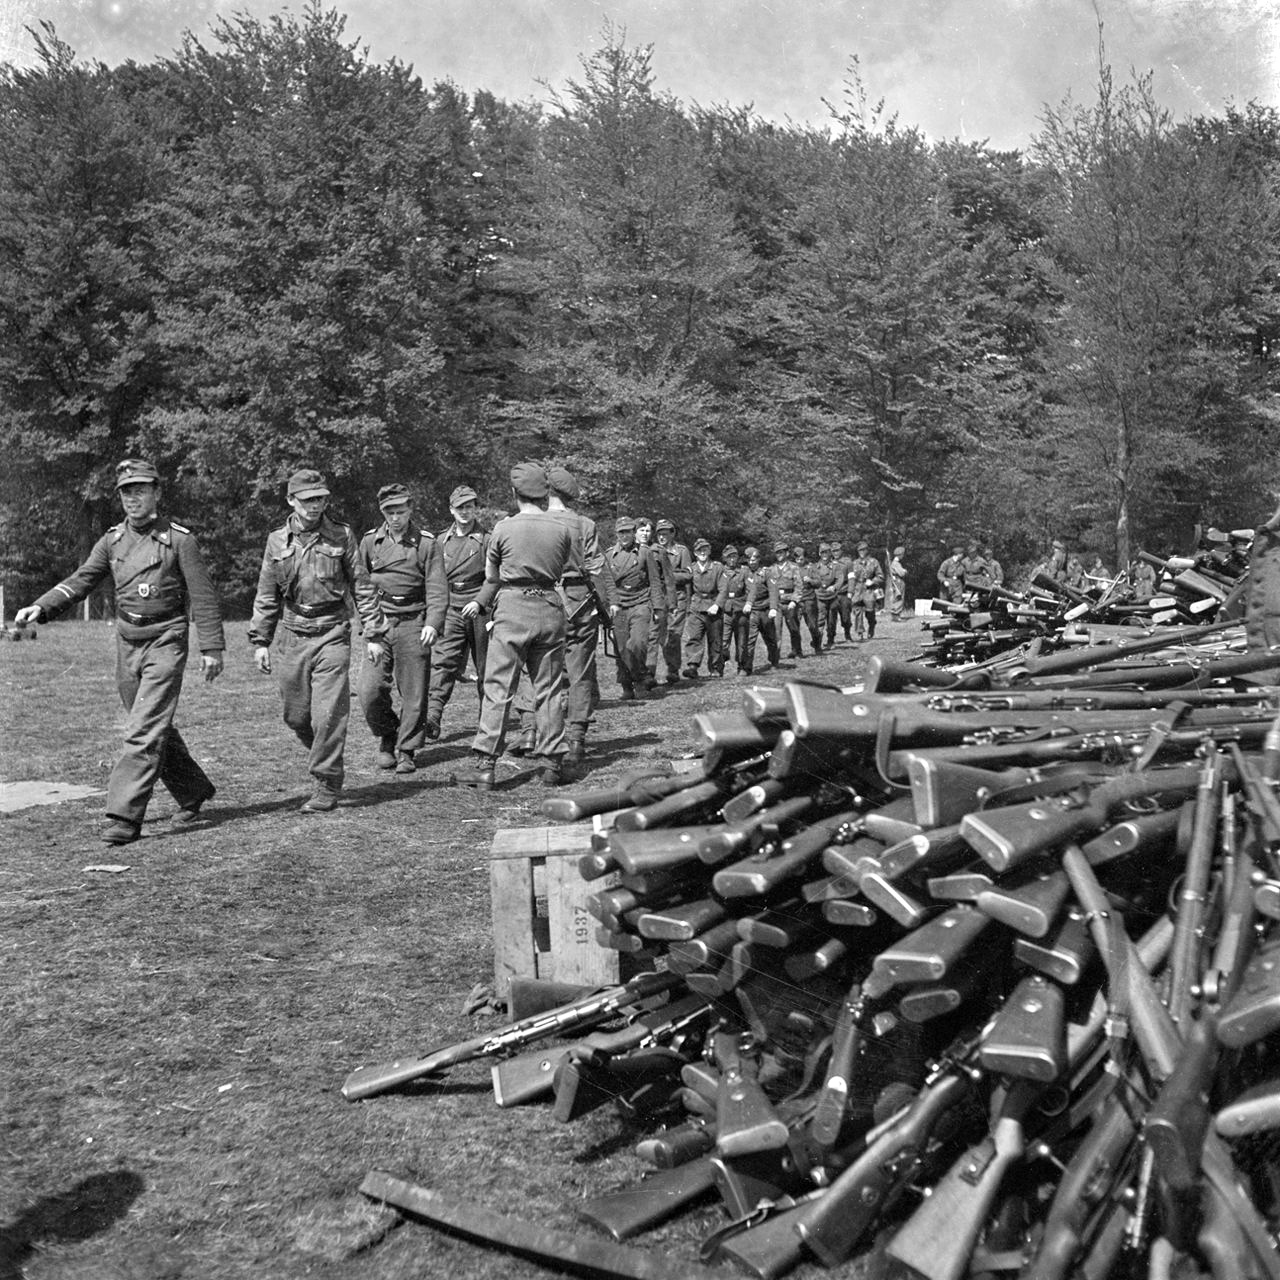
xmin=1 ymin=0 xmax=1276 ymax=151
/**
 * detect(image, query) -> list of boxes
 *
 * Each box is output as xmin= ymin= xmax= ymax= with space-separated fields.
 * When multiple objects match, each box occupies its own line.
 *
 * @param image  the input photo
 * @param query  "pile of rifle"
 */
xmin=345 ymin=623 xmax=1280 ymax=1280
xmin=918 ymin=552 xmax=1248 ymax=669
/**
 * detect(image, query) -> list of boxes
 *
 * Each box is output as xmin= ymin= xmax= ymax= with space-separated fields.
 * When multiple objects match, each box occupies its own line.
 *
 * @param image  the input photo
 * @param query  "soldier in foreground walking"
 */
xmin=16 ymin=458 xmax=225 ymax=845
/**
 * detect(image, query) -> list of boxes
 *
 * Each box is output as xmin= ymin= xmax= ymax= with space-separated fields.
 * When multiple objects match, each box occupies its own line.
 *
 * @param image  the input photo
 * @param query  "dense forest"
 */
xmin=2 ymin=6 xmax=1279 ymax=611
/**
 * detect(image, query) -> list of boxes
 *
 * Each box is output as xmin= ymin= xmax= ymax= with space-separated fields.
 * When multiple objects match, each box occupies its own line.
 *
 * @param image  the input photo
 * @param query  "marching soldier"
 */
xmin=426 ymin=485 xmax=490 ymax=738
xmin=769 ymin=540 xmax=804 ymax=660
xmin=357 ymin=484 xmax=448 ymax=775
xmin=16 ymin=458 xmax=225 ymax=845
xmin=794 ymin=543 xmax=824 ymax=654
xmin=815 ymin=542 xmax=842 ymax=647
xmin=848 ymin=540 xmax=884 ymax=640
xmin=719 ymin=544 xmax=749 ymax=675
xmin=547 ymin=466 xmax=612 ymax=765
xmin=829 ymin=539 xmax=854 ymax=641
xmin=249 ymin=468 xmax=387 ymax=812
xmin=655 ymin=518 xmax=693 ymax=684
xmin=742 ymin=545 xmax=780 ymax=674
xmin=605 ymin=517 xmax=665 ymax=700
xmin=453 ymin=464 xmax=574 ymax=791
xmin=682 ymin=539 xmax=727 ymax=677
xmin=937 ymin=545 xmax=964 ymax=601
xmin=887 ymin=545 xmax=908 ymax=620
xmin=635 ymin=517 xmax=676 ymax=690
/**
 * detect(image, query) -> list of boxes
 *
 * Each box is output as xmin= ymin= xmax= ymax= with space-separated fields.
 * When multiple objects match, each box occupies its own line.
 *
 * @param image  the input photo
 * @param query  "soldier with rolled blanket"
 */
xmin=605 ymin=517 xmax=665 ymax=700
xmin=742 ymin=545 xmax=781 ymax=674
xmin=655 ymin=518 xmax=693 ymax=684
xmin=682 ymin=539 xmax=727 ymax=677
xmin=719 ymin=545 xmax=749 ymax=675
xmin=452 ymin=463 xmax=574 ymax=791
xmin=426 ymin=485 xmax=490 ymax=738
xmin=249 ymin=468 xmax=387 ymax=813
xmin=15 ymin=458 xmax=226 ymax=845
xmin=357 ymin=483 xmax=448 ymax=775
xmin=848 ymin=540 xmax=884 ymax=640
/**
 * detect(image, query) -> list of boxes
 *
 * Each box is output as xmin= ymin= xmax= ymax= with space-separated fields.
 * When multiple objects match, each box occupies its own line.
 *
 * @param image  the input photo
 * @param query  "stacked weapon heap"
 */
xmin=918 ymin=539 xmax=1250 ymax=669
xmin=346 ymin=626 xmax=1280 ymax=1280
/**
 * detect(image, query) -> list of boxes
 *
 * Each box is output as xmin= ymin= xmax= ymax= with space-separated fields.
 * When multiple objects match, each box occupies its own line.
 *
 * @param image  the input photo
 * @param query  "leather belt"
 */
xmin=378 ymin=591 xmax=425 ymax=606
xmin=503 ymin=577 xmax=557 ymax=588
xmin=117 ymin=607 xmax=185 ymax=627
xmin=288 ymin=599 xmax=345 ymax=619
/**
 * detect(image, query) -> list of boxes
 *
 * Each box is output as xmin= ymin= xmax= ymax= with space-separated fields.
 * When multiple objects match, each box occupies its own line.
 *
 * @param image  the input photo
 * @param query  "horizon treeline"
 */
xmin=3 ymin=7 xmax=1279 ymax=612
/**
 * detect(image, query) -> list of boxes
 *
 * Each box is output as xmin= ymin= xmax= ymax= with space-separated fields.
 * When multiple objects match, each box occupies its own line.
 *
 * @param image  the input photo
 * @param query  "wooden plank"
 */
xmin=490 ymin=826 xmax=597 ymax=859
xmin=490 ymin=856 xmax=536 ymax=1000
xmin=546 ymin=855 xmax=620 ymax=988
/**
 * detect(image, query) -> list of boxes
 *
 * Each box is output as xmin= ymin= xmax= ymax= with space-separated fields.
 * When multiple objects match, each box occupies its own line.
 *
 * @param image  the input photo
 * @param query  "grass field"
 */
xmin=0 ymin=616 xmax=923 ymax=1279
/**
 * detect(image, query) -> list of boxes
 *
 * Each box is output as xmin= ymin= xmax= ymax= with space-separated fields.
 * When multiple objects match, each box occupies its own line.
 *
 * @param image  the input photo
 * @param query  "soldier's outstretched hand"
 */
xmin=14 ymin=606 xmax=41 ymax=626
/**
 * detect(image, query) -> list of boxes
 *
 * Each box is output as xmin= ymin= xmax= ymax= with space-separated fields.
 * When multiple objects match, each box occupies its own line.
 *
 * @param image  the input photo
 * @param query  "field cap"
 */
xmin=377 ymin=483 xmax=411 ymax=509
xmin=115 ymin=458 xmax=160 ymax=489
xmin=722 ymin=544 xmax=739 ymax=557
xmin=449 ymin=484 xmax=478 ymax=507
xmin=510 ymin=462 xmax=548 ymax=500
xmin=1051 ymin=538 xmax=1065 ymax=550
xmin=772 ymin=540 xmax=788 ymax=553
xmin=656 ymin=518 xmax=675 ymax=532
xmin=694 ymin=538 xmax=711 ymax=551
xmin=791 ymin=543 xmax=805 ymax=553
xmin=287 ymin=468 xmax=329 ymax=499
xmin=857 ymin=539 xmax=869 ymax=550
xmin=614 ymin=516 xmax=636 ymax=533
xmin=818 ymin=541 xmax=830 ymax=553
xmin=547 ymin=466 xmax=579 ymax=501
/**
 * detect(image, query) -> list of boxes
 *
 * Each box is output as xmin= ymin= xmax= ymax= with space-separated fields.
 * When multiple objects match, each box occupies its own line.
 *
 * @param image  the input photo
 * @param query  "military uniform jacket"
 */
xmin=689 ymin=561 xmax=729 ymax=614
xmin=552 ymin=508 xmax=614 ymax=610
xmin=770 ymin=559 xmax=801 ymax=606
xmin=848 ymin=555 xmax=884 ymax=606
xmin=830 ymin=556 xmax=854 ymax=597
xmin=938 ymin=555 xmax=963 ymax=589
xmin=721 ymin=565 xmax=749 ymax=614
xmin=35 ymin=516 xmax=224 ymax=650
xmin=437 ymin=524 xmax=491 ymax=603
xmin=645 ymin=543 xmax=679 ymax=610
xmin=248 ymin=514 xmax=386 ymax=646
xmin=814 ymin=560 xmax=842 ymax=603
xmin=358 ymin=522 xmax=448 ymax=629
xmin=661 ymin=542 xmax=693 ymax=603
xmin=987 ymin=558 xmax=1005 ymax=586
xmin=961 ymin=554 xmax=992 ymax=590
xmin=606 ymin=543 xmax=665 ymax=610
xmin=743 ymin=568 xmax=780 ymax=613
xmin=476 ymin=511 xmax=573 ymax=610
xmin=796 ymin=561 xmax=819 ymax=603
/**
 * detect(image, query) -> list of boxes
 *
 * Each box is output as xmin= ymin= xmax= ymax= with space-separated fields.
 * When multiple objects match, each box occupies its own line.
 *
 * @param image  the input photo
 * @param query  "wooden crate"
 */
xmin=489 ymin=825 xmax=622 ymax=998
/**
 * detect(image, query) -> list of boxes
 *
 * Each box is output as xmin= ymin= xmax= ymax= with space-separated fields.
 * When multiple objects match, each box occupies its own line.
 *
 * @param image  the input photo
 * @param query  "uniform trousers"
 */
xmin=358 ymin=612 xmax=428 ymax=753
xmin=744 ymin=609 xmax=779 ymax=673
xmin=662 ymin=597 xmax=688 ymax=679
xmin=683 ymin=610 xmax=723 ymax=674
xmin=645 ymin=607 xmax=669 ymax=684
xmin=852 ymin=597 xmax=879 ymax=639
xmin=798 ymin=598 xmax=823 ymax=652
xmin=108 ymin=626 xmax=213 ymax=827
xmin=820 ymin=597 xmax=841 ymax=645
xmin=612 ymin=601 xmax=650 ymax=692
xmin=275 ymin=623 xmax=351 ymax=792
xmin=428 ymin=600 xmax=488 ymax=725
xmin=724 ymin=608 xmax=749 ymax=672
xmin=473 ymin=591 xmax=567 ymax=760
xmin=512 ymin=588 xmax=598 ymax=734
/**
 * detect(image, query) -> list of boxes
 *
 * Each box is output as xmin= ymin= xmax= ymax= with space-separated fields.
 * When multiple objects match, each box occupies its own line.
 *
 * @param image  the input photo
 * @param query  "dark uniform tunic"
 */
xmin=848 ymin=553 xmax=884 ymax=639
xmin=743 ymin=565 xmax=781 ymax=672
xmin=770 ymin=557 xmax=805 ymax=658
xmin=357 ymin=521 xmax=448 ymax=756
xmin=643 ymin=543 xmax=680 ymax=685
xmin=427 ymin=523 xmax=491 ymax=730
xmin=830 ymin=550 xmax=854 ymax=638
xmin=249 ymin=513 xmax=386 ymax=794
xmin=721 ymin=563 xmax=750 ymax=674
xmin=683 ymin=559 xmax=728 ymax=675
xmin=815 ymin=556 xmax=843 ymax=646
xmin=606 ymin=542 xmax=665 ymax=695
xmin=33 ymin=516 xmax=224 ymax=828
xmin=659 ymin=540 xmax=693 ymax=681
xmin=472 ymin=511 xmax=573 ymax=761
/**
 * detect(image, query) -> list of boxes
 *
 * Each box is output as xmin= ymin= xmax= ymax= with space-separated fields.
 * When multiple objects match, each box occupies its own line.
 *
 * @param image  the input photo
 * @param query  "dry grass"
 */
xmin=0 ymin=618 xmax=923 ymax=1279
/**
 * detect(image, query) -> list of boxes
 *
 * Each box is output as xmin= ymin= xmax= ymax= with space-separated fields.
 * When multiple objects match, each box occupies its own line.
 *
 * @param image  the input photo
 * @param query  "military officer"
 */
xmin=887 ymin=545 xmax=908 ymax=620
xmin=656 ymin=518 xmax=693 ymax=684
xmin=635 ymin=517 xmax=677 ymax=690
xmin=937 ymin=545 xmax=965 ymax=601
xmin=605 ymin=517 xmax=665 ymax=699
xmin=453 ymin=463 xmax=574 ymax=791
xmin=794 ymin=543 xmax=824 ymax=655
xmin=546 ymin=466 xmax=613 ymax=765
xmin=719 ymin=544 xmax=749 ymax=675
xmin=741 ymin=545 xmax=781 ymax=673
xmin=357 ymin=483 xmax=448 ymax=774
xmin=249 ymin=468 xmax=387 ymax=812
xmin=426 ymin=485 xmax=490 ymax=737
xmin=770 ymin=540 xmax=803 ymax=659
xmin=16 ymin=458 xmax=225 ymax=845
xmin=682 ymin=539 xmax=727 ymax=677
xmin=848 ymin=540 xmax=884 ymax=640
xmin=829 ymin=539 xmax=854 ymax=640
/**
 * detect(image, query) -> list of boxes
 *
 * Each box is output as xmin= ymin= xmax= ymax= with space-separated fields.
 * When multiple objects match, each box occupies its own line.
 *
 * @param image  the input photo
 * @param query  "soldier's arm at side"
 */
xmin=174 ymin=529 xmax=226 ymax=681
xmin=469 ymin=531 xmax=503 ymax=616
xmin=343 ymin=526 xmax=388 ymax=652
xmin=247 ymin=539 xmax=284 ymax=671
xmin=421 ymin=537 xmax=448 ymax=641
xmin=581 ymin=518 xmax=614 ymax=610
xmin=642 ymin=547 xmax=664 ymax=613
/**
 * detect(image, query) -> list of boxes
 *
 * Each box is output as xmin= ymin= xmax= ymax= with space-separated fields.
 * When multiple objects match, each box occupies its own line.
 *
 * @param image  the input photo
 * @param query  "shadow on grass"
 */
xmin=0 ymin=1169 xmax=144 ymax=1280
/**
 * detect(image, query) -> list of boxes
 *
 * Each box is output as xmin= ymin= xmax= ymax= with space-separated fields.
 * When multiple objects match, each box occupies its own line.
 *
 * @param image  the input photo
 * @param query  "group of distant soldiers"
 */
xmin=17 ymin=458 xmax=915 ymax=845
xmin=936 ymin=537 xmax=1113 ymax=601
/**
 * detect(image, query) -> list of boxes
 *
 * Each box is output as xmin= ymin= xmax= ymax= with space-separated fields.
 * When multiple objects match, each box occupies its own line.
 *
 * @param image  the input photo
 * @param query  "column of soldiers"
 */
xmin=16 ymin=455 xmax=904 ymax=837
